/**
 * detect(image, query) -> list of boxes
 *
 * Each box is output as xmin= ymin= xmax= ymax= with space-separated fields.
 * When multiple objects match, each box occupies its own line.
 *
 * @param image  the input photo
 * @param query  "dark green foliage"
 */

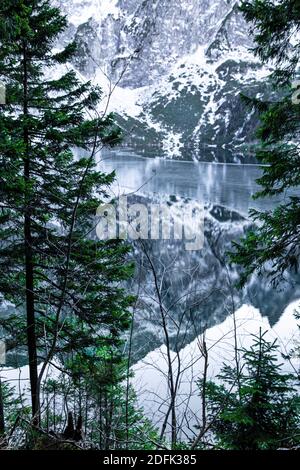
xmin=240 ymin=0 xmax=300 ymax=84
xmin=230 ymin=0 xmax=300 ymax=285
xmin=198 ymin=332 xmax=300 ymax=450
xmin=39 ymin=374 xmax=159 ymax=450
xmin=0 ymin=378 xmax=27 ymax=440
xmin=0 ymin=0 xmax=133 ymax=422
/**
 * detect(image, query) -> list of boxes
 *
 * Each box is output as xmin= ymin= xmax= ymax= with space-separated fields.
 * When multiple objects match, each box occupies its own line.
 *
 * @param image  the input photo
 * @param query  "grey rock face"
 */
xmin=53 ymin=0 xmax=250 ymax=86
xmin=52 ymin=0 xmax=272 ymax=158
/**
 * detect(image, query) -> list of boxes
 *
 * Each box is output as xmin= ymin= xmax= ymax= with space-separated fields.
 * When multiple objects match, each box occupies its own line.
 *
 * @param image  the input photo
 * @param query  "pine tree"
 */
xmin=230 ymin=0 xmax=300 ymax=286
xmin=0 ymin=0 xmax=134 ymax=425
xmin=199 ymin=331 xmax=300 ymax=450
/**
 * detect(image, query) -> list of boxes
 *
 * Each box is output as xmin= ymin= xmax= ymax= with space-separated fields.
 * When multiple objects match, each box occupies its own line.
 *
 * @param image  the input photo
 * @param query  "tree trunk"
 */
xmin=22 ymin=39 xmax=40 ymax=425
xmin=0 ymin=377 xmax=5 ymax=436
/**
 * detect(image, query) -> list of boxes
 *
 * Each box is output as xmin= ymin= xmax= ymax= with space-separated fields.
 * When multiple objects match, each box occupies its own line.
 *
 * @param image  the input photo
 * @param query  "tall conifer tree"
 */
xmin=0 ymin=0 xmax=133 ymax=424
xmin=231 ymin=0 xmax=300 ymax=285
xmin=199 ymin=332 xmax=300 ymax=449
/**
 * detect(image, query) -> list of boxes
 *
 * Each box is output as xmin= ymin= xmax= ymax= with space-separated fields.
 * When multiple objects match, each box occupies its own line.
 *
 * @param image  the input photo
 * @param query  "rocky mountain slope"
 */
xmin=52 ymin=0 xmax=273 ymax=161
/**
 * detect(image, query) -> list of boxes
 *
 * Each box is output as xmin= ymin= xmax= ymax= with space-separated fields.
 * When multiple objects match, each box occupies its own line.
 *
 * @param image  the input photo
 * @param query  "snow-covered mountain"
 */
xmin=52 ymin=0 xmax=273 ymax=161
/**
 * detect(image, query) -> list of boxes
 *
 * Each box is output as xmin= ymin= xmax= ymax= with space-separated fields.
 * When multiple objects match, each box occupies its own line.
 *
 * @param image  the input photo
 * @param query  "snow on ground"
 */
xmin=162 ymin=132 xmax=184 ymax=158
xmin=54 ymin=0 xmax=120 ymax=28
xmin=46 ymin=35 xmax=273 ymax=160
xmin=92 ymin=67 xmax=145 ymax=118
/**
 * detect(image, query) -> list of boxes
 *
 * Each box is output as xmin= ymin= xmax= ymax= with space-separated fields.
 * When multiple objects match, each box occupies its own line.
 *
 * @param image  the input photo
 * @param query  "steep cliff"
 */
xmin=52 ymin=0 xmax=272 ymax=158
